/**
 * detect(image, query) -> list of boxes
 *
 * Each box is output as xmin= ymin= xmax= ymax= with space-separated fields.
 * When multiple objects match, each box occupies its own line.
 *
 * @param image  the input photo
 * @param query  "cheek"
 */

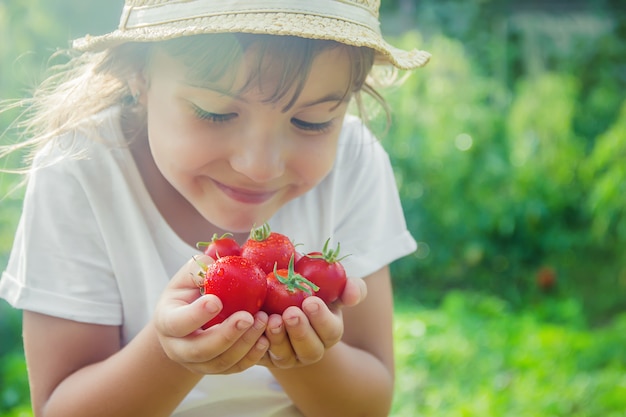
xmin=146 ymin=99 xmax=214 ymax=174
xmin=146 ymin=93 xmax=182 ymax=159
xmin=290 ymin=140 xmax=338 ymax=186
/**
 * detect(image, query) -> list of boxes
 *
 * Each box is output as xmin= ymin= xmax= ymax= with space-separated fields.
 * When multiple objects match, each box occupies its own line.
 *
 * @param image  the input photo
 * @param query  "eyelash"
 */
xmin=291 ymin=118 xmax=334 ymax=133
xmin=191 ymin=103 xmax=333 ymax=133
xmin=192 ymin=104 xmax=235 ymax=123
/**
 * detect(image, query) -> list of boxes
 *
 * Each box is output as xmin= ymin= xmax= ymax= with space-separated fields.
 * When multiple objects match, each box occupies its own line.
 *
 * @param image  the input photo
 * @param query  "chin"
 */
xmin=206 ymin=208 xmax=276 ymax=234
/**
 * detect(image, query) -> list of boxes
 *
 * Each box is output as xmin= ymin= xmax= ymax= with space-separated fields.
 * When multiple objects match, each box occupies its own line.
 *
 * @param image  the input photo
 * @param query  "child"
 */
xmin=0 ymin=1 xmax=430 ymax=416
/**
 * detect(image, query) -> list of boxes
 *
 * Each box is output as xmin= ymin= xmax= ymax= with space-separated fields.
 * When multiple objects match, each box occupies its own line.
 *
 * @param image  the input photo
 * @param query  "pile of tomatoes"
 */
xmin=196 ymin=223 xmax=347 ymax=328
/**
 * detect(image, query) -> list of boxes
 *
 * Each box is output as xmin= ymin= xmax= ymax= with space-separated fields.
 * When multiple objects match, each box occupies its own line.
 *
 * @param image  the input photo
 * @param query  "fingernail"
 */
xmin=256 ymin=339 xmax=269 ymax=351
xmin=305 ymin=300 xmax=320 ymax=315
xmin=270 ymin=324 xmax=282 ymax=335
xmin=236 ymin=319 xmax=253 ymax=330
xmin=253 ymin=318 xmax=267 ymax=331
xmin=204 ymin=297 xmax=220 ymax=314
xmin=285 ymin=316 xmax=299 ymax=327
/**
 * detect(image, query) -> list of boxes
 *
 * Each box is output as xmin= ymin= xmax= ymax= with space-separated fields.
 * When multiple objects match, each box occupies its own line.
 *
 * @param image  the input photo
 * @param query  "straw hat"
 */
xmin=72 ymin=0 xmax=430 ymax=70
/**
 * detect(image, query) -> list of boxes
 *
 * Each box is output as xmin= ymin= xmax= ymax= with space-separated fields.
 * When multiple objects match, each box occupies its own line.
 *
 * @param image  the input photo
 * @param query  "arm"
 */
xmin=24 ymin=312 xmax=201 ymax=417
xmin=266 ymin=266 xmax=396 ymax=417
xmin=24 ymin=257 xmax=270 ymax=417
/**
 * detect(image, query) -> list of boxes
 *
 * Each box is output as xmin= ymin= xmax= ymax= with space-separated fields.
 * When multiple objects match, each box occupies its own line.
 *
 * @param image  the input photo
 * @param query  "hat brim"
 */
xmin=73 ymin=13 xmax=430 ymax=70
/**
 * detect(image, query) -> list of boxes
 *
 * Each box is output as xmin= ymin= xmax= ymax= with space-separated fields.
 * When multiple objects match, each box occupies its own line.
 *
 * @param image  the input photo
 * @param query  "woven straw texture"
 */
xmin=73 ymin=0 xmax=431 ymax=70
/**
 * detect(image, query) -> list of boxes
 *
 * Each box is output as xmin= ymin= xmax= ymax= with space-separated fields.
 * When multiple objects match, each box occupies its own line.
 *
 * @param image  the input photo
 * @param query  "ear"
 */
xmin=127 ymin=71 xmax=148 ymax=105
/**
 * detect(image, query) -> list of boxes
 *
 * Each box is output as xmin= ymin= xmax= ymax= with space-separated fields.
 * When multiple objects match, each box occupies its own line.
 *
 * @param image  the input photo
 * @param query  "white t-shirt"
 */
xmin=0 ymin=106 xmax=416 ymax=416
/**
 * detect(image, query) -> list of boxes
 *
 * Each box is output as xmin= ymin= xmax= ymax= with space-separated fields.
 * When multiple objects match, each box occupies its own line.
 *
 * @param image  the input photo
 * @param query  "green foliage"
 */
xmin=0 ymin=0 xmax=121 ymax=101
xmin=383 ymin=6 xmax=626 ymax=320
xmin=0 ymin=304 xmax=30 ymax=415
xmin=582 ymin=102 xmax=626 ymax=241
xmin=392 ymin=292 xmax=626 ymax=416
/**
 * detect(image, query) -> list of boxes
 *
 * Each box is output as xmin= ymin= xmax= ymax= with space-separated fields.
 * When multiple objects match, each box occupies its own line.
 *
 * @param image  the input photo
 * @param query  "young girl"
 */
xmin=0 ymin=1 xmax=430 ymax=416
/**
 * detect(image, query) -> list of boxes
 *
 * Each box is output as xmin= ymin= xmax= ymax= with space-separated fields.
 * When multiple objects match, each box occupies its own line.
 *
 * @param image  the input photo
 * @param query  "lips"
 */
xmin=213 ymin=180 xmax=278 ymax=205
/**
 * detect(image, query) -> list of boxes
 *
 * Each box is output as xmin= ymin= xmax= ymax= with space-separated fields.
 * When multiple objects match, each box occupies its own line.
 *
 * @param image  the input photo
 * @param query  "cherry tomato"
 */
xmin=241 ymin=223 xmax=296 ymax=275
xmin=199 ymin=255 xmax=267 ymax=329
xmin=295 ymin=238 xmax=347 ymax=304
xmin=262 ymin=256 xmax=319 ymax=315
xmin=196 ymin=233 xmax=242 ymax=260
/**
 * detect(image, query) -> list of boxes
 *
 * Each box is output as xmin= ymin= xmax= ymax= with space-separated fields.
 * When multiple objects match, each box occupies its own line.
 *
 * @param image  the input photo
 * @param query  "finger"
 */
xmin=302 ymin=297 xmax=343 ymax=349
xmin=189 ymin=311 xmax=268 ymax=373
xmin=334 ymin=277 xmax=367 ymax=309
xmin=165 ymin=310 xmax=255 ymax=366
xmin=264 ymin=314 xmax=297 ymax=369
xmin=158 ymin=294 xmax=223 ymax=338
xmin=257 ymin=352 xmax=274 ymax=368
xmin=219 ymin=312 xmax=270 ymax=374
xmin=164 ymin=255 xmax=216 ymax=304
xmin=282 ymin=307 xmax=325 ymax=365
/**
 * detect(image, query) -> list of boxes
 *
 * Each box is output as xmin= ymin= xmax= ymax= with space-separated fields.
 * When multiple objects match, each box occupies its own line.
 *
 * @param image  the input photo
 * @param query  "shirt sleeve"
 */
xmin=0 ymin=150 xmax=122 ymax=325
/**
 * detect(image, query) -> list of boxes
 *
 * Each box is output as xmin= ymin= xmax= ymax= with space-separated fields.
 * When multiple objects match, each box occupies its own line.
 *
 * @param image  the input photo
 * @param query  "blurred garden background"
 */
xmin=1 ymin=0 xmax=626 ymax=416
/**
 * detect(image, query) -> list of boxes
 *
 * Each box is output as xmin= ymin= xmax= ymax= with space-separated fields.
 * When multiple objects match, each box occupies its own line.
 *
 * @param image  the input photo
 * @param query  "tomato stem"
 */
xmin=248 ymin=222 xmax=272 ymax=242
xmin=196 ymin=232 xmax=234 ymax=250
xmin=274 ymin=255 xmax=320 ymax=294
xmin=306 ymin=237 xmax=351 ymax=263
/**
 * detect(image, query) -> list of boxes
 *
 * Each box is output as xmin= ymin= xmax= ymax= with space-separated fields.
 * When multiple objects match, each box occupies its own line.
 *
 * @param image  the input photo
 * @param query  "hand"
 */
xmin=153 ymin=255 xmax=270 ymax=374
xmin=260 ymin=276 xmax=367 ymax=369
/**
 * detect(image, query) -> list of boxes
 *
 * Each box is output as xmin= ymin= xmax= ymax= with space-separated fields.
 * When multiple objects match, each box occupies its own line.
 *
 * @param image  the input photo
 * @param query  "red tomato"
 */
xmin=536 ymin=266 xmax=557 ymax=291
xmin=199 ymin=255 xmax=267 ymax=329
xmin=241 ymin=223 xmax=296 ymax=275
xmin=262 ymin=257 xmax=319 ymax=315
xmin=293 ymin=251 xmax=304 ymax=264
xmin=295 ymin=238 xmax=348 ymax=304
xmin=196 ymin=233 xmax=242 ymax=260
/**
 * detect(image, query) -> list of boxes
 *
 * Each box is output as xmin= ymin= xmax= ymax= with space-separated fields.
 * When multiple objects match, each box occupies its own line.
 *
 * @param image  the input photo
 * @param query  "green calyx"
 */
xmin=249 ymin=222 xmax=272 ymax=242
xmin=191 ymin=255 xmax=209 ymax=294
xmin=274 ymin=255 xmax=320 ymax=294
xmin=195 ymin=232 xmax=234 ymax=250
xmin=306 ymin=237 xmax=350 ymax=263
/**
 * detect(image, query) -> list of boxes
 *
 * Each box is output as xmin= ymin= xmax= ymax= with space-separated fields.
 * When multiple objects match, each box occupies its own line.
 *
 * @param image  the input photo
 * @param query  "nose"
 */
xmin=229 ymin=127 xmax=286 ymax=183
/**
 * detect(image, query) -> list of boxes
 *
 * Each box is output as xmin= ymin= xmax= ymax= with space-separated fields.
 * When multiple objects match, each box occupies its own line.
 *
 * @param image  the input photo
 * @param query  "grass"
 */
xmin=391 ymin=291 xmax=626 ymax=417
xmin=4 ymin=290 xmax=626 ymax=417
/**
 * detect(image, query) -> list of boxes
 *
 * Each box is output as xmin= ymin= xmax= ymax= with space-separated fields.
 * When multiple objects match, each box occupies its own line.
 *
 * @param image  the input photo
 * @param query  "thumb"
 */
xmin=162 ymin=293 xmax=224 ymax=337
xmin=155 ymin=255 xmax=222 ymax=337
xmin=168 ymin=255 xmax=215 ymax=295
xmin=334 ymin=277 xmax=367 ymax=309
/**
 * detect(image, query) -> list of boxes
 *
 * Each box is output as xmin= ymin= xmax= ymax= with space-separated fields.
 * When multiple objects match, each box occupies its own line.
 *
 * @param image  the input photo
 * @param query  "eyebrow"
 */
xmin=183 ymin=82 xmax=348 ymax=109
xmin=184 ymin=82 xmax=240 ymax=99
xmin=298 ymin=92 xmax=350 ymax=108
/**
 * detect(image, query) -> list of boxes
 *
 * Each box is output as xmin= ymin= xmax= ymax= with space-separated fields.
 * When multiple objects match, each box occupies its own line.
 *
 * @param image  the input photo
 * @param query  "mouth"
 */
xmin=212 ymin=180 xmax=278 ymax=205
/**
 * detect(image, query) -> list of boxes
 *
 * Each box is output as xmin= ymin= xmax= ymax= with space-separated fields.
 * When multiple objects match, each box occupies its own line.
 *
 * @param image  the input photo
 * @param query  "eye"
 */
xmin=291 ymin=118 xmax=334 ymax=133
xmin=191 ymin=103 xmax=237 ymax=123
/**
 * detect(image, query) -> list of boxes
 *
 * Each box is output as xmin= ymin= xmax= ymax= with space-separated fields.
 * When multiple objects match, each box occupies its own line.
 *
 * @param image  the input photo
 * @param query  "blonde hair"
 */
xmin=0 ymin=33 xmax=393 ymax=173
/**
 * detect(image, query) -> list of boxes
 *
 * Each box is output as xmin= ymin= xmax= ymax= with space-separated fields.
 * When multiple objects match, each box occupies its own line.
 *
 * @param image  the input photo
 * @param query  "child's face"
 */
xmin=144 ymin=45 xmax=353 ymax=233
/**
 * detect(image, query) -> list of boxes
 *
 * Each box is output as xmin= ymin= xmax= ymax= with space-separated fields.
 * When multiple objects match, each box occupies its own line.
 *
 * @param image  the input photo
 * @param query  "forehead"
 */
xmin=149 ymin=37 xmax=353 ymax=108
